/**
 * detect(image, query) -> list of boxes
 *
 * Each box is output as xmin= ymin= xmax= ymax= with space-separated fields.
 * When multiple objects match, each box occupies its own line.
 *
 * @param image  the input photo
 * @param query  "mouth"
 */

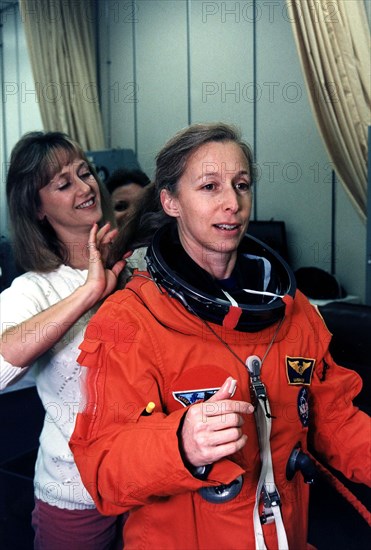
xmin=76 ymin=197 xmax=96 ymax=209
xmin=213 ymin=223 xmax=241 ymax=231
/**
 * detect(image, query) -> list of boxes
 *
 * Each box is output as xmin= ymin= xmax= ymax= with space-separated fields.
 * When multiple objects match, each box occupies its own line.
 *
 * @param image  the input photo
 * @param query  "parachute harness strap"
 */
xmin=246 ymin=354 xmax=289 ymax=550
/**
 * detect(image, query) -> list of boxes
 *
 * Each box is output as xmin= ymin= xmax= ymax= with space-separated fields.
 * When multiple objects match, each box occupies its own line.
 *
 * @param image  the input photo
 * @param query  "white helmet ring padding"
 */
xmin=145 ymin=224 xmax=296 ymax=332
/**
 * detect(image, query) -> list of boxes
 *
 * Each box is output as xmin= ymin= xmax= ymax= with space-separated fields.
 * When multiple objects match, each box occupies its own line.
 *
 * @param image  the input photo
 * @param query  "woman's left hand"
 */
xmin=96 ymin=222 xmax=119 ymax=265
xmin=84 ymin=223 xmax=127 ymax=302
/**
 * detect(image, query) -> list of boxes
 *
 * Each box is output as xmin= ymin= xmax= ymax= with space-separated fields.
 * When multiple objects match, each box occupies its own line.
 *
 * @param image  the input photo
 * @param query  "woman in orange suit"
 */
xmin=70 ymin=123 xmax=370 ymax=550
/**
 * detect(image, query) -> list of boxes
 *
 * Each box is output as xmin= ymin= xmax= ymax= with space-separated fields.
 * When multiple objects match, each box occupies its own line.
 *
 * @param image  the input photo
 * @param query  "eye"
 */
xmin=201 ymin=183 xmax=216 ymax=191
xmin=234 ymin=181 xmax=252 ymax=193
xmin=58 ymin=182 xmax=71 ymax=191
xmin=114 ymin=201 xmax=129 ymax=212
xmin=79 ymin=170 xmax=93 ymax=180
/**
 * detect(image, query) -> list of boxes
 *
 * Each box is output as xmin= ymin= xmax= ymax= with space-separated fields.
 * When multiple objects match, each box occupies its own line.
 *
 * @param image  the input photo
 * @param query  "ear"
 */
xmin=160 ymin=189 xmax=180 ymax=218
xmin=37 ymin=208 xmax=45 ymax=221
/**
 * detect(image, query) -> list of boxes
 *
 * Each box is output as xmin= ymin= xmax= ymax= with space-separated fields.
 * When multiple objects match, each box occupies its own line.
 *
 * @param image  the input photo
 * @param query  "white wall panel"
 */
xmin=98 ymin=0 xmax=136 ymax=151
xmin=134 ymin=0 xmax=189 ymax=178
xmin=188 ymin=0 xmax=254 ymax=137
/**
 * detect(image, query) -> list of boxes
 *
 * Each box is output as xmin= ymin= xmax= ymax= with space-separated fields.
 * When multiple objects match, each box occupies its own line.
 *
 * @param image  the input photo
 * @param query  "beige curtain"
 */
xmin=286 ymin=0 xmax=370 ymax=222
xmin=19 ymin=0 xmax=105 ymax=150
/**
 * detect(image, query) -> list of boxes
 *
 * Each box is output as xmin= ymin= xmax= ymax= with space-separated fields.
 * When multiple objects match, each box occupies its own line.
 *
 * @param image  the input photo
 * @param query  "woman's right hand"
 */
xmin=180 ymin=377 xmax=254 ymax=468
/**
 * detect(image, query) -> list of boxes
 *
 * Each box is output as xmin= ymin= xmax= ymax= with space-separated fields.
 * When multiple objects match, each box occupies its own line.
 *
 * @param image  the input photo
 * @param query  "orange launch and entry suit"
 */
xmin=70 ymin=274 xmax=370 ymax=550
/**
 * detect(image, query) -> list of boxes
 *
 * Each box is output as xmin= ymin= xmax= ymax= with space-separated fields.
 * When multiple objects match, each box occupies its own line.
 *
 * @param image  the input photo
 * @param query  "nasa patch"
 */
xmin=172 ymin=387 xmax=219 ymax=407
xmin=286 ymin=356 xmax=315 ymax=385
xmin=297 ymin=387 xmax=309 ymax=427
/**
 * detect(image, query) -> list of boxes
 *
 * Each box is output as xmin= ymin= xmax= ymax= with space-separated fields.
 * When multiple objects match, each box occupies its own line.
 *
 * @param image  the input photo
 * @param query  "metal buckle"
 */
xmin=260 ymin=485 xmax=281 ymax=525
xmin=251 ymin=379 xmax=266 ymax=400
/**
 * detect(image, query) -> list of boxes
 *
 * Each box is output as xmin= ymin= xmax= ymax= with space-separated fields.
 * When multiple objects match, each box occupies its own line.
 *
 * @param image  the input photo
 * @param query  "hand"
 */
xmin=84 ymin=223 xmax=126 ymax=301
xmin=95 ymin=222 xmax=119 ymax=265
xmin=180 ymin=377 xmax=254 ymax=468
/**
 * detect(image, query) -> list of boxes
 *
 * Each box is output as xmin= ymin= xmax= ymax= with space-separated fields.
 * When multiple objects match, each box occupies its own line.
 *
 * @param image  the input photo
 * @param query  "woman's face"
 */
xmin=111 ymin=182 xmax=148 ymax=227
xmin=161 ymin=140 xmax=252 ymax=277
xmin=38 ymin=155 xmax=102 ymax=241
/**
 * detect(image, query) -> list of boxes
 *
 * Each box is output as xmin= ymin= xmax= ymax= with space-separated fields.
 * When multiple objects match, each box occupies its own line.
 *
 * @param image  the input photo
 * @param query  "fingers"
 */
xmin=203 ymin=425 xmax=244 ymax=447
xmin=88 ymin=223 xmax=120 ymax=268
xmin=185 ymin=399 xmax=253 ymax=442
xmin=206 ymin=376 xmax=254 ymax=416
xmin=86 ymin=224 xmax=101 ymax=264
xmin=214 ymin=435 xmax=248 ymax=463
xmin=89 ymin=223 xmax=120 ymax=252
xmin=99 ymin=228 xmax=118 ymax=247
xmin=208 ymin=376 xmax=237 ymax=402
xmin=180 ymin=378 xmax=254 ymax=467
xmin=197 ymin=410 xmax=245 ymax=431
xmin=84 ymin=224 xmax=126 ymax=301
xmin=111 ymin=259 xmax=126 ymax=278
xmin=202 ymin=399 xmax=254 ymax=418
xmin=88 ymin=222 xmax=99 ymax=244
xmin=198 ymin=434 xmax=248 ymax=465
xmin=96 ymin=223 xmax=118 ymax=247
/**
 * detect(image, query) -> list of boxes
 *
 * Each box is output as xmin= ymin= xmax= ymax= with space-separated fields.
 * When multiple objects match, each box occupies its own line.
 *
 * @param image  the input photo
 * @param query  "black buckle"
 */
xmin=251 ymin=378 xmax=267 ymax=400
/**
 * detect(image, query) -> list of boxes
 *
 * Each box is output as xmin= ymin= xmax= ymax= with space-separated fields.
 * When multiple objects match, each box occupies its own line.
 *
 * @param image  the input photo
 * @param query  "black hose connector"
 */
xmin=286 ymin=443 xmax=317 ymax=484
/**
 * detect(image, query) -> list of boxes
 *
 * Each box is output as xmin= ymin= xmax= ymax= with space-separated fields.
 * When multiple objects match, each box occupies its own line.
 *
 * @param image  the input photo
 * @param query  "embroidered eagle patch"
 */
xmin=172 ymin=387 xmax=219 ymax=407
xmin=286 ymin=356 xmax=315 ymax=385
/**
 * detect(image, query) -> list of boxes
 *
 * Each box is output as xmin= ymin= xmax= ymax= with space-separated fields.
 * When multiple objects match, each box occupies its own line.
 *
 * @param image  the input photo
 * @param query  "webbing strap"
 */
xmin=246 ymin=355 xmax=289 ymax=550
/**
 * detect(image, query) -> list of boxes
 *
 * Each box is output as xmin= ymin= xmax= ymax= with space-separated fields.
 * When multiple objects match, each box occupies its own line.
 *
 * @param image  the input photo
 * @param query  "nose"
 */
xmin=221 ymin=186 xmax=239 ymax=212
xmin=75 ymin=174 xmax=92 ymax=194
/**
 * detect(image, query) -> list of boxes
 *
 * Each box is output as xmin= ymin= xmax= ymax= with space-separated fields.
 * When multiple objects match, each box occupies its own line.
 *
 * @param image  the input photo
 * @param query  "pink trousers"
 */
xmin=32 ymin=498 xmax=125 ymax=550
